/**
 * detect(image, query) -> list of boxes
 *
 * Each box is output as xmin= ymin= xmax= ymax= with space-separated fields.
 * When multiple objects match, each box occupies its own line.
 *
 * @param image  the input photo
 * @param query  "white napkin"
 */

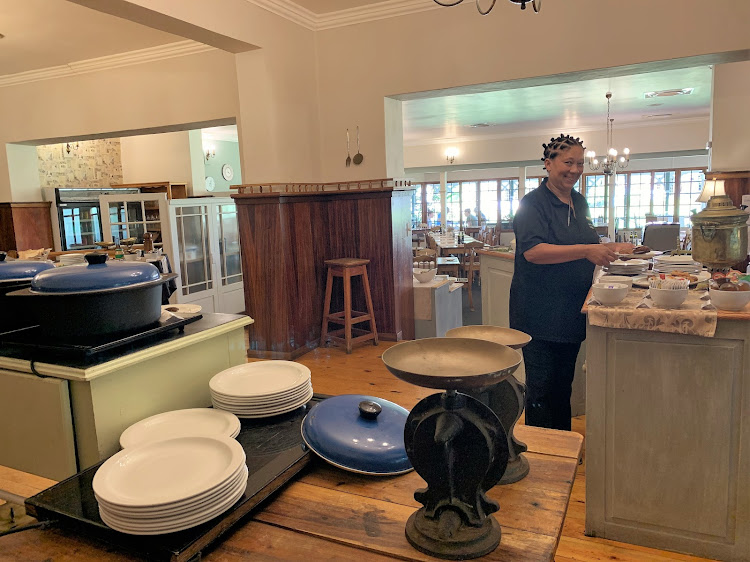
xmin=586 ymin=296 xmax=603 ymax=306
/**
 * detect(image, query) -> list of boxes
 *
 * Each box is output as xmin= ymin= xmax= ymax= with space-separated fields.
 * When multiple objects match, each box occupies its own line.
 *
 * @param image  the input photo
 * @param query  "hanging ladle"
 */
xmin=346 ymin=129 xmax=351 ymax=167
xmin=352 ymin=126 xmax=364 ymax=165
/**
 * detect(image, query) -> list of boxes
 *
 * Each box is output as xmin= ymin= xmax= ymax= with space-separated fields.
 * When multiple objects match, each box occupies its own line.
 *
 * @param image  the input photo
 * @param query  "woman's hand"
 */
xmin=606 ymin=242 xmax=635 ymax=254
xmin=585 ymin=244 xmax=618 ymax=266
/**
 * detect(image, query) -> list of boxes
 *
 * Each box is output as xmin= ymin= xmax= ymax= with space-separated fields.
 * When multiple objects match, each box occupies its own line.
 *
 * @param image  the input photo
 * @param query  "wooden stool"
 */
xmin=320 ymin=258 xmax=378 ymax=354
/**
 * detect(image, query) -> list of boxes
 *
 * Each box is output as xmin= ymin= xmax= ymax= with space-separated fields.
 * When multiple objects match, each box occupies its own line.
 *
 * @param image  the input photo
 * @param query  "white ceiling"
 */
xmin=0 ymin=0 xmax=713 ymax=147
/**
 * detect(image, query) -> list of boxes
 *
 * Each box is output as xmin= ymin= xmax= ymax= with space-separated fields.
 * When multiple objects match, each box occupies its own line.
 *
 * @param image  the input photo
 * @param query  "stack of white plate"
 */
xmin=57 ymin=253 xmax=87 ymax=266
xmin=93 ymin=436 xmax=247 ymax=535
xmin=119 ymin=408 xmax=240 ymax=449
xmin=209 ymin=361 xmax=313 ymax=419
xmin=652 ymin=254 xmax=702 ymax=274
xmin=605 ymin=259 xmax=649 ymax=276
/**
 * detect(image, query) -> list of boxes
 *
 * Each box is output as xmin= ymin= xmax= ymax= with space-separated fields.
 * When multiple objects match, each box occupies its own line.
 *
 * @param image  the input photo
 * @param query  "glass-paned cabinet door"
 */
xmin=100 ymin=193 xmax=165 ymax=244
xmin=174 ymin=205 xmax=213 ymax=295
xmin=216 ymin=204 xmax=243 ymax=286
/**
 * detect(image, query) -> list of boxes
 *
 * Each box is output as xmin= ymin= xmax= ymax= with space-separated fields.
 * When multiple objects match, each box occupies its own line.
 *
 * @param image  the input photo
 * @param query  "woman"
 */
xmin=509 ymin=134 xmax=632 ymax=430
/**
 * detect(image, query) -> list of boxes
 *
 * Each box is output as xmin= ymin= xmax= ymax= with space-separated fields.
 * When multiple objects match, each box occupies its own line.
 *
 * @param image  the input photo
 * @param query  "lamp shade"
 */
xmin=696 ymin=179 xmax=726 ymax=203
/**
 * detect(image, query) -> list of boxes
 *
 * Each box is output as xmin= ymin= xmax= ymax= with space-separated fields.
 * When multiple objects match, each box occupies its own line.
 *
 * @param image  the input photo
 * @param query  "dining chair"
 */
xmin=460 ymin=241 xmax=484 ymax=311
xmin=413 ymin=248 xmax=437 ymax=269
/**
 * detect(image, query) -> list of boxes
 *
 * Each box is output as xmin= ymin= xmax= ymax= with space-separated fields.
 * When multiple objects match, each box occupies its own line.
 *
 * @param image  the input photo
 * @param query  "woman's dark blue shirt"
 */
xmin=509 ymin=178 xmax=600 ymax=343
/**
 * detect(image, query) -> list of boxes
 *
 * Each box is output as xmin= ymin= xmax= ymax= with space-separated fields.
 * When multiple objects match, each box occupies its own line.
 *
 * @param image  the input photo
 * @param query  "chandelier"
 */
xmin=586 ymin=92 xmax=630 ymax=176
xmin=433 ymin=0 xmax=541 ymax=15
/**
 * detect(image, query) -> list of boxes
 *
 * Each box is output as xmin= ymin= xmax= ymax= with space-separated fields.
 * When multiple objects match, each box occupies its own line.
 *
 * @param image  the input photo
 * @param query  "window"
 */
xmin=499 ymin=180 xmax=518 ymax=226
xmin=628 ymin=173 xmax=652 ymax=229
xmin=677 ymin=170 xmax=705 ymax=227
xmin=410 ymin=184 xmax=423 ymax=225
xmin=479 ymin=181 xmax=498 ymax=226
xmin=461 ymin=182 xmax=478 ymax=228
xmin=445 ymin=182 xmax=461 ymax=229
xmin=425 ymin=183 xmax=440 ymax=226
xmin=652 ymin=171 xmax=676 ymax=222
xmin=584 ymin=175 xmax=607 ymax=225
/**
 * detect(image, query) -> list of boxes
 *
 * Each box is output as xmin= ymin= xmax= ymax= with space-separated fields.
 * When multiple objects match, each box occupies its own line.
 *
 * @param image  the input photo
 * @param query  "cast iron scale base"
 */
xmin=382 ymin=337 xmax=523 ymax=560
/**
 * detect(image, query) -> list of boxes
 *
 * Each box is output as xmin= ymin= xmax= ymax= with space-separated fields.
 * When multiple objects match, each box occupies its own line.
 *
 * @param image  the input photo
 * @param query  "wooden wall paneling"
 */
xmin=0 ymin=206 xmax=15 ymax=251
xmin=235 ymin=188 xmax=413 ymax=358
xmin=13 ymin=204 xmax=54 ymax=251
xmin=0 ymin=202 xmax=54 ymax=252
xmin=356 ymin=194 xmax=394 ymax=336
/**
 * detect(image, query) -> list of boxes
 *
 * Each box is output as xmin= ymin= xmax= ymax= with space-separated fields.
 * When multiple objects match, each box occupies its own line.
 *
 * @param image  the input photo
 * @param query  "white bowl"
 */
xmin=413 ymin=268 xmax=437 ymax=283
xmin=598 ymin=275 xmax=634 ymax=290
xmin=650 ymin=287 xmax=688 ymax=309
xmin=709 ymin=288 xmax=750 ymax=311
xmin=592 ymin=282 xmax=629 ymax=306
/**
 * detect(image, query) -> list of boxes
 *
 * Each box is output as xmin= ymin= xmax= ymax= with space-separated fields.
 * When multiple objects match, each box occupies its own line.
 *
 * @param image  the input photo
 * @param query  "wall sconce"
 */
xmin=65 ymin=142 xmax=80 ymax=155
xmin=445 ymin=147 xmax=459 ymax=164
xmin=205 ymin=146 xmax=216 ymax=161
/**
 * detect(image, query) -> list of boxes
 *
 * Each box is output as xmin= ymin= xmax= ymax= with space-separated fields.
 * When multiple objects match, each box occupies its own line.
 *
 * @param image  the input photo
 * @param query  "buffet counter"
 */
xmin=584 ymin=292 xmax=750 ymax=560
xmin=0 ymin=313 xmax=252 ymax=480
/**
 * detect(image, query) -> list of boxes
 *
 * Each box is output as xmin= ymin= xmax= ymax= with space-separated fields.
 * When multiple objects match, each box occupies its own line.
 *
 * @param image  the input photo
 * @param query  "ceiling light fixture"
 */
xmin=586 ymin=92 xmax=630 ymax=241
xmin=469 ymin=123 xmax=492 ymax=128
xmin=644 ymin=88 xmax=694 ymax=98
xmin=586 ymin=93 xmax=630 ymax=176
xmin=433 ymin=0 xmax=541 ymax=15
xmin=445 ymin=147 xmax=459 ymax=164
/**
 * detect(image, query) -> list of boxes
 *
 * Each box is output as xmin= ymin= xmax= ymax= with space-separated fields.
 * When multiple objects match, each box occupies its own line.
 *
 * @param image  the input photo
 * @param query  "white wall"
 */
xmin=120 ymin=131 xmax=193 ymax=186
xmin=711 ymin=60 xmax=750 ymax=172
xmin=0 ymin=48 xmax=240 ymax=201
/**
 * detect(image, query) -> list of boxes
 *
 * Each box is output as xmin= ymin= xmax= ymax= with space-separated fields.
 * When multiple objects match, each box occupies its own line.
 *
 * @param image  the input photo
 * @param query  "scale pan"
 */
xmin=445 ymin=326 xmax=531 ymax=350
xmin=381 ymin=337 xmax=521 ymax=390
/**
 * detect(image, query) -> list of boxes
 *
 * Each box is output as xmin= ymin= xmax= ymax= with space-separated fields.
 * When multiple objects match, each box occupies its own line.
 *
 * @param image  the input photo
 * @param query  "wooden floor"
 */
xmin=290 ymin=339 xmax=717 ymax=562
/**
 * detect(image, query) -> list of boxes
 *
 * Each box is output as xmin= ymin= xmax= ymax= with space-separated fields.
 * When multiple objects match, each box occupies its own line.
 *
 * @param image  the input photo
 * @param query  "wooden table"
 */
xmin=436 ymin=255 xmax=460 ymax=276
xmin=0 ymin=425 xmax=582 ymax=561
xmin=431 ymin=234 xmax=487 ymax=256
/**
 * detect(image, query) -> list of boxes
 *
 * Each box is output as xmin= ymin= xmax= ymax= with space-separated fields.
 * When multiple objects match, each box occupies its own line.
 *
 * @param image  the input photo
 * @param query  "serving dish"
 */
xmin=6 ymin=253 xmax=177 ymax=339
xmin=709 ymin=288 xmax=750 ymax=311
xmin=592 ymin=282 xmax=629 ymax=306
xmin=632 ymin=271 xmax=710 ymax=289
xmin=649 ymin=287 xmax=688 ymax=308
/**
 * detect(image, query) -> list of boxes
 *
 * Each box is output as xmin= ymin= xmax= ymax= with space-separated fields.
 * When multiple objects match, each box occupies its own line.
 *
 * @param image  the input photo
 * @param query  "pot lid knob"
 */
xmin=358 ymin=400 xmax=382 ymax=420
xmin=85 ymin=253 xmax=108 ymax=265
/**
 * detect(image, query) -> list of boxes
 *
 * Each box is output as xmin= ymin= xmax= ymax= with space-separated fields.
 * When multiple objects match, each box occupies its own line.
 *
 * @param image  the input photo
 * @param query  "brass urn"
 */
xmin=691 ymin=194 xmax=749 ymax=269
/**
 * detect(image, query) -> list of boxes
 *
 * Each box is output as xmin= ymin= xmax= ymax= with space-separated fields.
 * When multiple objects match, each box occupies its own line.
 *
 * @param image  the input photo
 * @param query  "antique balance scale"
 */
xmin=381 ymin=335 xmax=525 ymax=560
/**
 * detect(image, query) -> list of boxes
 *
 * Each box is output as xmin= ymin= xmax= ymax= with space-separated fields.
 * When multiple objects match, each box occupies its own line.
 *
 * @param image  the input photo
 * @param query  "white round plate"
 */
xmin=209 ymin=361 xmax=311 ymax=398
xmin=653 ymin=254 xmax=696 ymax=264
xmin=93 ymin=436 xmax=245 ymax=508
xmin=119 ymin=408 xmax=240 ymax=449
xmin=211 ymin=385 xmax=313 ymax=411
xmin=209 ymin=379 xmax=311 ymax=402
xmin=99 ymin=468 xmax=247 ymax=535
xmin=220 ymin=388 xmax=314 ymax=419
xmin=632 ymin=271 xmax=710 ymax=289
xmin=210 ymin=382 xmax=312 ymax=406
xmin=97 ymin=464 xmax=247 ymax=518
xmin=161 ymin=304 xmax=202 ymax=318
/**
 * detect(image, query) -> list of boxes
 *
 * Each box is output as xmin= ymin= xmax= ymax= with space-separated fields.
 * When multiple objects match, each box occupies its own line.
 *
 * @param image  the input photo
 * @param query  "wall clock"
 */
xmin=221 ymin=164 xmax=234 ymax=182
xmin=205 ymin=176 xmax=215 ymax=192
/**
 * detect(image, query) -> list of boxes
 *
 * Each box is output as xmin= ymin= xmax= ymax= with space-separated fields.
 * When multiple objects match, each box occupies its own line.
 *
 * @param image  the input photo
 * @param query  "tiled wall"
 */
xmin=37 ymin=139 xmax=123 ymax=188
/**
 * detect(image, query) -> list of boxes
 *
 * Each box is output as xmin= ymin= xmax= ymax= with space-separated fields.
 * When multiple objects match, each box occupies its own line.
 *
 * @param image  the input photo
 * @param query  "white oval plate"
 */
xmin=209 ymin=361 xmax=311 ymax=398
xmin=161 ymin=303 xmax=202 ymax=318
xmin=96 ymin=464 xmax=247 ymax=517
xmin=93 ymin=436 xmax=245 ymax=508
xmin=212 ymin=387 xmax=314 ymax=413
xmin=210 ymin=382 xmax=312 ymax=406
xmin=632 ymin=271 xmax=710 ymax=289
xmin=119 ymin=408 xmax=240 ymax=449
xmin=99 ymin=468 xmax=248 ymax=535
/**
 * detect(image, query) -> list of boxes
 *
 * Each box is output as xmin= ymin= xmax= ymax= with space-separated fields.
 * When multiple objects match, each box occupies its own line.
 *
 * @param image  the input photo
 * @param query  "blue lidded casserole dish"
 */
xmin=6 ymin=253 xmax=177 ymax=339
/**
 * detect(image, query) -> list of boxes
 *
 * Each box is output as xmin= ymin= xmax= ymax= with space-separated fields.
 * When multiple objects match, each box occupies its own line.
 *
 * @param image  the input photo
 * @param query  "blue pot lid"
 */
xmin=301 ymin=394 xmax=412 ymax=475
xmin=0 ymin=253 xmax=55 ymax=281
xmin=31 ymin=253 xmax=161 ymax=293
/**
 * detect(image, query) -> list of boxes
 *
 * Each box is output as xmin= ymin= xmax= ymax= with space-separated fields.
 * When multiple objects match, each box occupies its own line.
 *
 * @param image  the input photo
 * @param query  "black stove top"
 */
xmin=0 ymin=313 xmax=245 ymax=369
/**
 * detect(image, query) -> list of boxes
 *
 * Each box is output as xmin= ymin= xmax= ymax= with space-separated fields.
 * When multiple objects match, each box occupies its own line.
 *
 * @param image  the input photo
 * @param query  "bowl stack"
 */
xmin=652 ymin=254 xmax=701 ymax=275
xmin=605 ymin=259 xmax=649 ymax=276
xmin=209 ymin=361 xmax=313 ymax=418
xmin=57 ymin=253 xmax=87 ymax=266
xmin=93 ymin=435 xmax=248 ymax=535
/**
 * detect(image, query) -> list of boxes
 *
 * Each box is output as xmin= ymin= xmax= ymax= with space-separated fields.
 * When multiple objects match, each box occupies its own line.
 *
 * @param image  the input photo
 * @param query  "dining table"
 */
xmin=429 ymin=233 xmax=488 ymax=256
xmin=0 ymin=424 xmax=582 ymax=561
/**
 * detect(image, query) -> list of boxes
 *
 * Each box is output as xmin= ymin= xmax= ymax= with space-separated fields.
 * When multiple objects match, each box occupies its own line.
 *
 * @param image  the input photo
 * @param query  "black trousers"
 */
xmin=521 ymin=338 xmax=581 ymax=431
